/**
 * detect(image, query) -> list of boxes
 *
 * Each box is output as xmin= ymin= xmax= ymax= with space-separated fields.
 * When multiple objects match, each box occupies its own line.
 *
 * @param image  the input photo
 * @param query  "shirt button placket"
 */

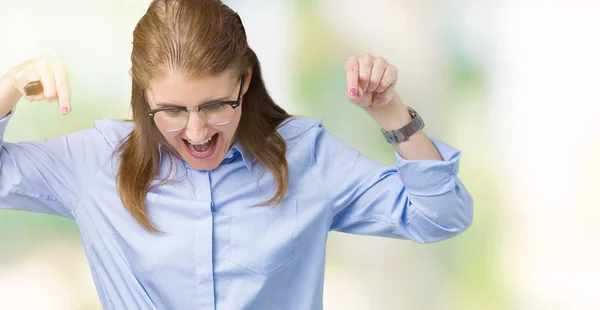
xmin=192 ymin=170 xmax=216 ymax=310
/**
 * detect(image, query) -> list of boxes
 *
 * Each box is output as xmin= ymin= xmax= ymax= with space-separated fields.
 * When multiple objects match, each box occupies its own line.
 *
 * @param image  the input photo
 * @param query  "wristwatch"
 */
xmin=381 ymin=106 xmax=424 ymax=144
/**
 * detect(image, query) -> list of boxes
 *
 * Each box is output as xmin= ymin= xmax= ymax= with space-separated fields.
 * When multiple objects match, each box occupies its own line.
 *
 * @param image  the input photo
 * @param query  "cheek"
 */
xmin=214 ymin=112 xmax=242 ymax=140
xmin=228 ymin=110 xmax=243 ymax=135
xmin=222 ymin=119 xmax=241 ymax=140
xmin=160 ymin=131 xmax=181 ymax=147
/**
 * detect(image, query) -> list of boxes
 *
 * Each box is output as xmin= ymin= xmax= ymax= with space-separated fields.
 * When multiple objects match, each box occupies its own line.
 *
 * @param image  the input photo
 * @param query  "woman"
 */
xmin=0 ymin=0 xmax=473 ymax=309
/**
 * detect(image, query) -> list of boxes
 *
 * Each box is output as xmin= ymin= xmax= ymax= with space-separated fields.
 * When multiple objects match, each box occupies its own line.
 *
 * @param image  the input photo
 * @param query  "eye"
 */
xmin=163 ymin=108 xmax=186 ymax=116
xmin=202 ymin=103 xmax=226 ymax=112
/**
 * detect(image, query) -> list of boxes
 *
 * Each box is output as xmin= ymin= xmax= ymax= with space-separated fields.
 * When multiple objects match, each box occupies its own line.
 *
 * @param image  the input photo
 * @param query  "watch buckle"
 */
xmin=393 ymin=130 xmax=407 ymax=143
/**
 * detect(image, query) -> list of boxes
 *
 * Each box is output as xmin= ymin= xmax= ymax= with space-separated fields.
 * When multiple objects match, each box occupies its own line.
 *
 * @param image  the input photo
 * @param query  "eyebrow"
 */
xmin=156 ymin=95 xmax=232 ymax=108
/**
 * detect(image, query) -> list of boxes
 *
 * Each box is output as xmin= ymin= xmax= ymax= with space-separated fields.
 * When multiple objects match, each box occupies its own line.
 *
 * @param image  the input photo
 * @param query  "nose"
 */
xmin=185 ymin=111 xmax=209 ymax=143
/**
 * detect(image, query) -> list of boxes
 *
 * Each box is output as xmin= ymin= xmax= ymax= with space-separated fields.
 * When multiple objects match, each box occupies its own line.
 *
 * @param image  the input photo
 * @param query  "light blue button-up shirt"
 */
xmin=0 ymin=111 xmax=472 ymax=309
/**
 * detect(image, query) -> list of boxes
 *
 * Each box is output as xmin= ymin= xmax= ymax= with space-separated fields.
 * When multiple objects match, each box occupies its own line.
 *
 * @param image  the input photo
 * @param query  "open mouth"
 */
xmin=182 ymin=133 xmax=219 ymax=159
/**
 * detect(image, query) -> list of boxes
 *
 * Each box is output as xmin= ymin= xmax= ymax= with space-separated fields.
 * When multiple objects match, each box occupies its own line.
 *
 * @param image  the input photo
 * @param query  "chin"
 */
xmin=180 ymin=153 xmax=223 ymax=170
xmin=189 ymin=160 xmax=220 ymax=170
xmin=181 ymin=149 xmax=224 ymax=170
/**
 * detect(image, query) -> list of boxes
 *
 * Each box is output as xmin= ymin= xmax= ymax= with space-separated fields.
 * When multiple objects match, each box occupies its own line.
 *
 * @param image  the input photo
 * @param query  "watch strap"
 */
xmin=381 ymin=107 xmax=424 ymax=144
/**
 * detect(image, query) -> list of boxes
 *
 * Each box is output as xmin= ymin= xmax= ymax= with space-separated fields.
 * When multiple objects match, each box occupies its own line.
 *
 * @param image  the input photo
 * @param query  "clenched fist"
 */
xmin=345 ymin=53 xmax=399 ymax=110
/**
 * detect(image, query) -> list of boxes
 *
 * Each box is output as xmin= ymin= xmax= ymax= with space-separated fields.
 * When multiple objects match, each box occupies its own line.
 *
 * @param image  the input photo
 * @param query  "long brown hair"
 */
xmin=115 ymin=0 xmax=291 ymax=232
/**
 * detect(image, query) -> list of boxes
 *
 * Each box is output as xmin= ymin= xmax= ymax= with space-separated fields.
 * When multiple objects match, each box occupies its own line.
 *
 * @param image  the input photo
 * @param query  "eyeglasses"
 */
xmin=147 ymin=76 xmax=245 ymax=132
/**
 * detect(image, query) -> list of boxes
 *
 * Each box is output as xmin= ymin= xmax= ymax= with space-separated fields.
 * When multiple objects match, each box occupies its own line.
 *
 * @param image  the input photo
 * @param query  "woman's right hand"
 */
xmin=0 ymin=59 xmax=71 ymax=116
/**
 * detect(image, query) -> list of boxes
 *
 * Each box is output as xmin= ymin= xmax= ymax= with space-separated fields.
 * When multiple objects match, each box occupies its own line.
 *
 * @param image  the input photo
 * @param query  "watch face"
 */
xmin=382 ymin=130 xmax=396 ymax=144
xmin=385 ymin=134 xmax=396 ymax=144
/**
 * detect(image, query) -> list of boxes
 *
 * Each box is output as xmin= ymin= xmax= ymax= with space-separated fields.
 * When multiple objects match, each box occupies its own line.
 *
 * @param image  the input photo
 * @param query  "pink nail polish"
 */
xmin=62 ymin=106 xmax=69 ymax=115
xmin=350 ymin=88 xmax=357 ymax=97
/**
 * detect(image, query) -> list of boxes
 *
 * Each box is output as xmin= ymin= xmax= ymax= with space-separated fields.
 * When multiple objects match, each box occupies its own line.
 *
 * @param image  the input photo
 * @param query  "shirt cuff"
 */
xmin=395 ymin=138 xmax=461 ymax=196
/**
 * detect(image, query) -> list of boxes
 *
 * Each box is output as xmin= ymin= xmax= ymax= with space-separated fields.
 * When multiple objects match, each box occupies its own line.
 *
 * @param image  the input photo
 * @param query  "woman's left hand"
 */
xmin=344 ymin=53 xmax=399 ymax=110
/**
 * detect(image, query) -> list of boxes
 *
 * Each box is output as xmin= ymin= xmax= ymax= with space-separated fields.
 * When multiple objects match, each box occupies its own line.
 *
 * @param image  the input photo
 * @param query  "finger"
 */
xmin=375 ymin=64 xmax=398 ymax=93
xmin=51 ymin=62 xmax=71 ymax=114
xmin=12 ymin=70 xmax=29 ymax=100
xmin=358 ymin=53 xmax=374 ymax=95
xmin=17 ymin=64 xmax=45 ymax=102
xmin=344 ymin=56 xmax=359 ymax=98
xmin=368 ymin=57 xmax=387 ymax=93
xmin=36 ymin=60 xmax=58 ymax=102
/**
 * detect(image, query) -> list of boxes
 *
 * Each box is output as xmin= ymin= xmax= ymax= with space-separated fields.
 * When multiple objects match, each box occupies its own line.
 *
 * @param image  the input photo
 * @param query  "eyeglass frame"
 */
xmin=146 ymin=76 xmax=245 ymax=131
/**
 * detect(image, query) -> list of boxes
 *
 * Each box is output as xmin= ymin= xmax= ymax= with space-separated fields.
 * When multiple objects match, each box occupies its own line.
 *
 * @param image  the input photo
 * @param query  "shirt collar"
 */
xmin=228 ymin=139 xmax=254 ymax=170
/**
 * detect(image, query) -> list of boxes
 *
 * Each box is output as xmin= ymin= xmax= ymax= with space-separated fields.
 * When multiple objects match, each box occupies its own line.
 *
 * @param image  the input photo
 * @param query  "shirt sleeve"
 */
xmin=312 ymin=123 xmax=473 ymax=243
xmin=0 ymin=111 xmax=112 ymax=219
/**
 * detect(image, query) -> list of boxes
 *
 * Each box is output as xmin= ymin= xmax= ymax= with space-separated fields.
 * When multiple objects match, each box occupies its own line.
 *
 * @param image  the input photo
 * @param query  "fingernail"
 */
xmin=61 ymin=106 xmax=69 ymax=115
xmin=350 ymin=88 xmax=357 ymax=97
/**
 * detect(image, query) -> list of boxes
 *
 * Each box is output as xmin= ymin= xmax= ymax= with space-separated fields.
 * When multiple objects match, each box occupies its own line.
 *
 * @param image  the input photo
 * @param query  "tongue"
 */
xmin=191 ymin=137 xmax=216 ymax=153
xmin=192 ymin=142 xmax=211 ymax=153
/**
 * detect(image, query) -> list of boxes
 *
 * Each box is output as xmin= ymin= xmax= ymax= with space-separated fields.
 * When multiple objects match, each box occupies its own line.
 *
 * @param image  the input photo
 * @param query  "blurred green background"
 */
xmin=1 ymin=0 xmax=599 ymax=309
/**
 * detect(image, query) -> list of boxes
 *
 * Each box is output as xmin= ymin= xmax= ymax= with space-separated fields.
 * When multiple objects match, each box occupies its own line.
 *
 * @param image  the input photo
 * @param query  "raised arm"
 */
xmin=317 ymin=54 xmax=473 ymax=242
xmin=0 ymin=59 xmax=108 ymax=218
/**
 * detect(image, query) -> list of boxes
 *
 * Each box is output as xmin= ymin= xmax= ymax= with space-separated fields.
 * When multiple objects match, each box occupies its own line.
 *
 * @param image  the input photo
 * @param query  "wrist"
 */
xmin=364 ymin=94 xmax=412 ymax=131
xmin=1 ymin=67 xmax=16 ymax=87
xmin=0 ymin=69 xmax=22 ymax=117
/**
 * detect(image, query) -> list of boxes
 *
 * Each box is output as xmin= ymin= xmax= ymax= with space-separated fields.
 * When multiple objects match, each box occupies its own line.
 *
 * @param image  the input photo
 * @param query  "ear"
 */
xmin=242 ymin=67 xmax=253 ymax=96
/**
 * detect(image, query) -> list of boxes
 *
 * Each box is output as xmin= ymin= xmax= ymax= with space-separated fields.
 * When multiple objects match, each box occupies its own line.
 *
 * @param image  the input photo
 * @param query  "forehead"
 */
xmin=146 ymin=71 xmax=238 ymax=107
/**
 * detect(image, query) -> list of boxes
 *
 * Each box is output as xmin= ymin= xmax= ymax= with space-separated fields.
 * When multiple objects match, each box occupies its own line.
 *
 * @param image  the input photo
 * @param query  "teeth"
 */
xmin=186 ymin=135 xmax=213 ymax=146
